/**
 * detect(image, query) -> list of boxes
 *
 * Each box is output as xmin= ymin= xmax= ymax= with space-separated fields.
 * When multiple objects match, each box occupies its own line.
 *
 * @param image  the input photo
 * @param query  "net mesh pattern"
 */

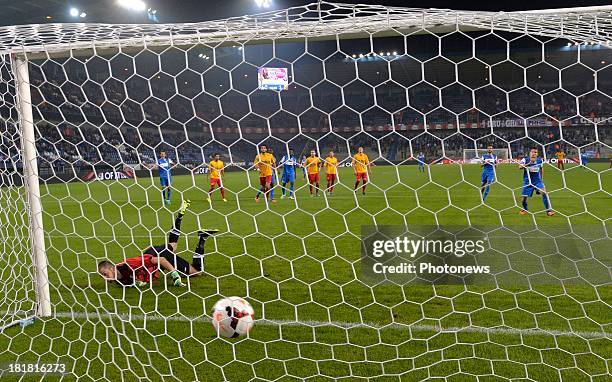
xmin=0 ymin=2 xmax=610 ymax=381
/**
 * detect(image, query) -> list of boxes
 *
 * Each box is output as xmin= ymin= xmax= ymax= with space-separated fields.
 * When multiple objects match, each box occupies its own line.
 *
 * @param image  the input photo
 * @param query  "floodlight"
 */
xmin=118 ymin=0 xmax=147 ymax=11
xmin=255 ymin=0 xmax=272 ymax=8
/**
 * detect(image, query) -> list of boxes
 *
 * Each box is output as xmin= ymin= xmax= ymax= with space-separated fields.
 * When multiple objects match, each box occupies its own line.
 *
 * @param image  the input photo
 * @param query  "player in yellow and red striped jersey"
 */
xmin=352 ymin=146 xmax=371 ymax=195
xmin=254 ymin=145 xmax=276 ymax=202
xmin=207 ymin=153 xmax=226 ymax=202
xmin=324 ymin=150 xmax=338 ymax=196
xmin=303 ymin=149 xmax=322 ymax=197
xmin=555 ymin=149 xmax=566 ymax=170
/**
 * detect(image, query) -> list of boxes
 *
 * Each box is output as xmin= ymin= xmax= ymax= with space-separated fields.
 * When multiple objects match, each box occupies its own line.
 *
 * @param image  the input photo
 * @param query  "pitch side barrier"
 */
xmin=2 ymin=157 xmax=608 ymax=187
xmin=1 ymin=161 xmax=249 ymax=186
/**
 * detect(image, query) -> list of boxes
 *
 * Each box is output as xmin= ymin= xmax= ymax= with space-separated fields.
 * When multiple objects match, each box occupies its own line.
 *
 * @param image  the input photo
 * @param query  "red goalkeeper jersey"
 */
xmin=116 ymin=254 xmax=159 ymax=285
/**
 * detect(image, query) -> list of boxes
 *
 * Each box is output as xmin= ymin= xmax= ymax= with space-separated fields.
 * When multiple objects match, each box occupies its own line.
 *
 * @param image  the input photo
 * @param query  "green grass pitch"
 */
xmin=0 ymin=162 xmax=610 ymax=382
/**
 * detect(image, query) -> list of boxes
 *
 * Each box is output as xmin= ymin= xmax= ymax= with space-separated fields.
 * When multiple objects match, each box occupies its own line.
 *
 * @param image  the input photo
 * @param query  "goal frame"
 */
xmin=1 ymin=0 xmax=610 ymax=339
xmin=8 ymin=53 xmax=51 ymax=329
xmin=0 ymin=4 xmax=611 ymax=58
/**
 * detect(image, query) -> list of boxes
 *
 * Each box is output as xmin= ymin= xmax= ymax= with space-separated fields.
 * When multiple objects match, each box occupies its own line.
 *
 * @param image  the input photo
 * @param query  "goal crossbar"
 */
xmin=0 ymin=2 xmax=610 ymax=57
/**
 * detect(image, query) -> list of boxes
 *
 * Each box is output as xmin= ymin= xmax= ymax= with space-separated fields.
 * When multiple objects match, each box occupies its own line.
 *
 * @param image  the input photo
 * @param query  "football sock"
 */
xmin=542 ymin=193 xmax=550 ymax=210
xmin=522 ymin=199 xmax=528 ymax=211
xmin=166 ymin=187 xmax=172 ymax=200
xmin=168 ymin=213 xmax=183 ymax=243
xmin=220 ymin=188 xmax=225 ymax=199
xmin=483 ymin=185 xmax=490 ymax=201
xmin=290 ymin=183 xmax=294 ymax=196
xmin=192 ymin=232 xmax=208 ymax=272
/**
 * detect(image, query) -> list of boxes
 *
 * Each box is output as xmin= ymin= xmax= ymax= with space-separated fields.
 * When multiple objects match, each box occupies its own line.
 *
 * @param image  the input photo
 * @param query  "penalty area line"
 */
xmin=39 ymin=310 xmax=612 ymax=339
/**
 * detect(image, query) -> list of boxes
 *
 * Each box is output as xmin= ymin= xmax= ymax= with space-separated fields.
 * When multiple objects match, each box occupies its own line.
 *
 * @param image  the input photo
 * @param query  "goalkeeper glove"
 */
xmin=135 ymin=281 xmax=148 ymax=288
xmin=170 ymin=271 xmax=185 ymax=287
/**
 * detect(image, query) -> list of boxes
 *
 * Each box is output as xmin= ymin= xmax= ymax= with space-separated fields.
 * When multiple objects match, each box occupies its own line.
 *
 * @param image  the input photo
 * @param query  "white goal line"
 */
xmin=31 ymin=310 xmax=611 ymax=340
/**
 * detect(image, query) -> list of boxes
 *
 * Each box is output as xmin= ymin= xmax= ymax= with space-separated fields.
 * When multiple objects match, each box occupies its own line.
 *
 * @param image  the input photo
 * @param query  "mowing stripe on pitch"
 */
xmin=38 ymin=310 xmax=611 ymax=339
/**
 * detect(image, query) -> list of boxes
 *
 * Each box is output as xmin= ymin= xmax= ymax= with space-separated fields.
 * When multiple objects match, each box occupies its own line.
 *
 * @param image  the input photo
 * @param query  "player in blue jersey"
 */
xmin=279 ymin=148 xmax=299 ymax=199
xmin=417 ymin=152 xmax=425 ymax=172
xmin=156 ymin=151 xmax=177 ymax=205
xmin=480 ymin=145 xmax=497 ymax=202
xmin=580 ymin=152 xmax=589 ymax=167
xmin=519 ymin=147 xmax=555 ymax=216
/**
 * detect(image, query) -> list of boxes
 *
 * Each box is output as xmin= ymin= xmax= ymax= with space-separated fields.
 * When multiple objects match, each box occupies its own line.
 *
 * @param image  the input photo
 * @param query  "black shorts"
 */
xmin=143 ymin=245 xmax=190 ymax=275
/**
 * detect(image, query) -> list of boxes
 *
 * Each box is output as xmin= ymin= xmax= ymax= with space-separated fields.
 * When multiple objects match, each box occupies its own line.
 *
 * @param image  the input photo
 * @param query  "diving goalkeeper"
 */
xmin=97 ymin=200 xmax=218 ymax=287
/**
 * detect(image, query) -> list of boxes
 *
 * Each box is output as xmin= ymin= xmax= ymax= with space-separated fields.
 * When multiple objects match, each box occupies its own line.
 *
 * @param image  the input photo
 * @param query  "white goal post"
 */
xmin=0 ymin=53 xmax=51 ymax=332
xmin=12 ymin=53 xmax=51 ymax=319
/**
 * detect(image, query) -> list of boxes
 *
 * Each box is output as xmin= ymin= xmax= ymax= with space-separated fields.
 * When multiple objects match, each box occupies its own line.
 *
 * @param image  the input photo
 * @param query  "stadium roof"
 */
xmin=0 ymin=2 xmax=610 ymax=57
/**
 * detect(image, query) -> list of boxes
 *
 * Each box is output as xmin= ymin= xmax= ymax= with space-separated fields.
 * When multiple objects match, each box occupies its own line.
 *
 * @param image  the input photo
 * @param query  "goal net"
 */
xmin=1 ymin=2 xmax=611 ymax=380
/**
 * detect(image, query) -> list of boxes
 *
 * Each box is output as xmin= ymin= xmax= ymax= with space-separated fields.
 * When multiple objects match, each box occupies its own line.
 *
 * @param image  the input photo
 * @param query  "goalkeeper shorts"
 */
xmin=144 ymin=245 xmax=191 ymax=275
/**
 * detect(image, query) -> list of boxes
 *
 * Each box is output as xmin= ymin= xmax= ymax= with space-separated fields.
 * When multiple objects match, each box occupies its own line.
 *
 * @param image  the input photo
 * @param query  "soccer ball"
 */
xmin=211 ymin=296 xmax=254 ymax=338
